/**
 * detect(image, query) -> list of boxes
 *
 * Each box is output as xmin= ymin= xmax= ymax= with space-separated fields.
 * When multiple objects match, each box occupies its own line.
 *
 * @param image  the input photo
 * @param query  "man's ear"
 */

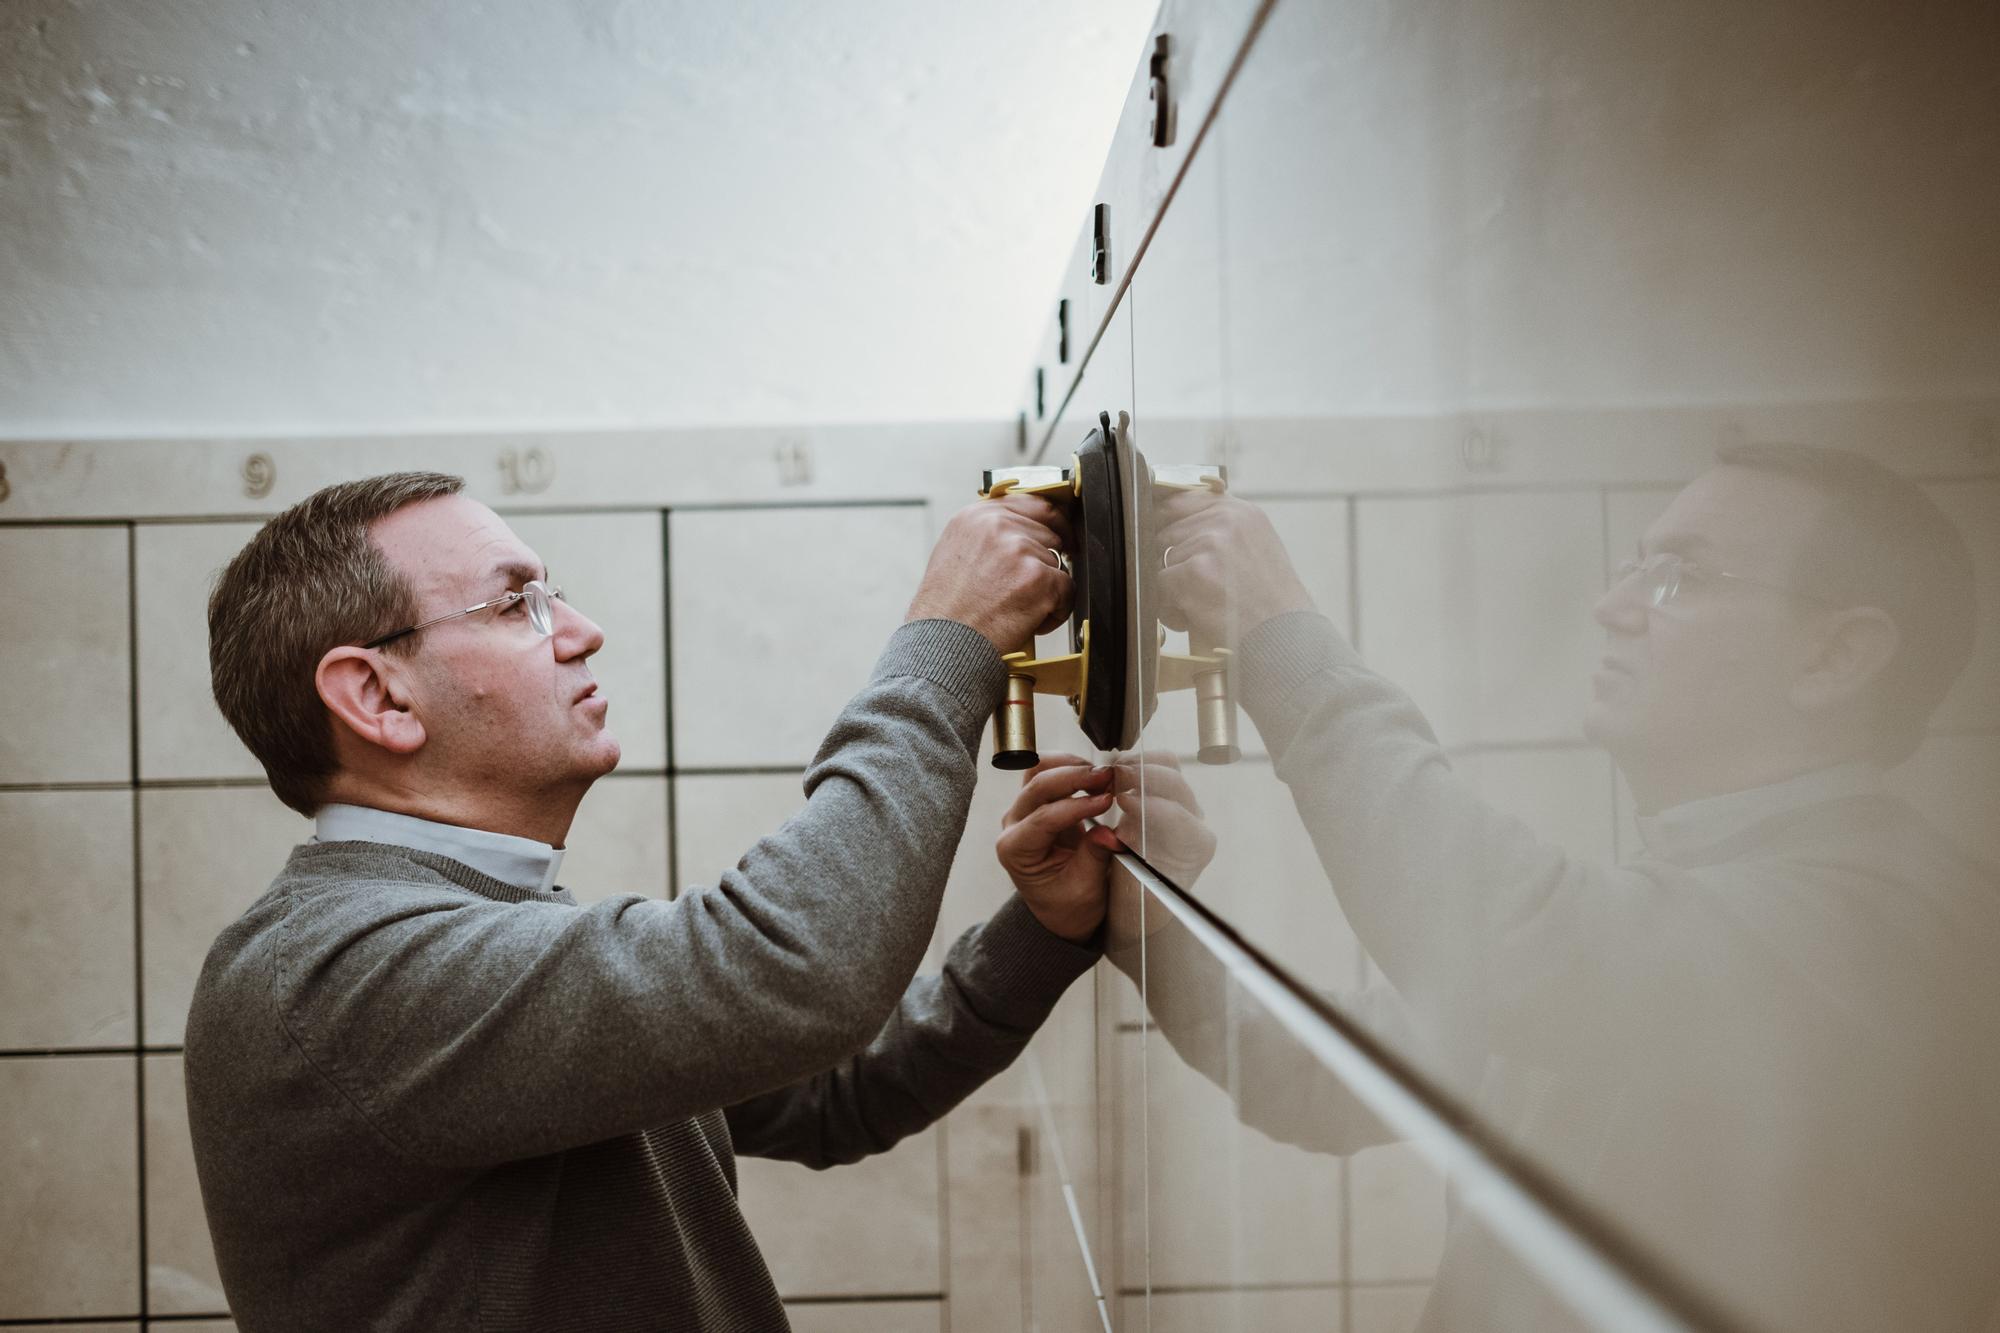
xmin=316 ymin=647 xmax=427 ymax=756
xmin=1792 ymin=607 xmax=1900 ymax=715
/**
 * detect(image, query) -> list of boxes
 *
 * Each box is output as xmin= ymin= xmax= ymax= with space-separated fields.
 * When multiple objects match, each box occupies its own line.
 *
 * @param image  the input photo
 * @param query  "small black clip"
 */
xmin=1148 ymin=34 xmax=1174 ymax=148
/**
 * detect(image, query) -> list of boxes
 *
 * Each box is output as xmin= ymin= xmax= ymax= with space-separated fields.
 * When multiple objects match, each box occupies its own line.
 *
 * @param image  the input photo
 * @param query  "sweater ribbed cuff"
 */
xmin=1236 ymin=611 xmax=1352 ymax=739
xmin=956 ymin=895 xmax=1102 ymax=1028
xmin=873 ymin=619 xmax=1009 ymax=715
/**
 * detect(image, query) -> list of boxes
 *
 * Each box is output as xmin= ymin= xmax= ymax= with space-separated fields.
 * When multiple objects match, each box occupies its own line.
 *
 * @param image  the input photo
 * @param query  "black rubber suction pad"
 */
xmin=1073 ymin=413 xmax=1146 ymax=752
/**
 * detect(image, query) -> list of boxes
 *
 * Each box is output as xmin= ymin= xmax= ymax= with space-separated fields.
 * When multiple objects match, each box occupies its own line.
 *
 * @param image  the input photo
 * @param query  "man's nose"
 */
xmin=1593 ymin=575 xmax=1650 ymax=634
xmin=551 ymin=598 xmax=606 ymax=658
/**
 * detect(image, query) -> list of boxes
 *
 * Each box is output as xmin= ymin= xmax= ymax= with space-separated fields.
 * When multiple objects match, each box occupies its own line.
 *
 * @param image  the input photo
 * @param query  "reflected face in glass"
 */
xmin=1584 ymin=466 xmax=1828 ymax=806
xmin=369 ymin=495 xmax=620 ymax=792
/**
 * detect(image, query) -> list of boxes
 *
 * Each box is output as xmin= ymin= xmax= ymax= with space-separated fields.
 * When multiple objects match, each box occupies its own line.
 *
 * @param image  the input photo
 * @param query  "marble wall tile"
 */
xmin=670 ymin=505 xmax=930 ymax=769
xmin=735 ymin=1129 xmax=942 ymax=1298
xmin=559 ymin=773 xmax=670 ymax=904
xmin=0 ymin=1055 xmax=140 ymax=1319
xmin=0 ymin=525 xmax=131 ymax=784
xmin=0 ymin=790 xmax=135 ymax=1048
xmin=133 ymin=523 xmax=262 ymax=782
xmin=142 ymin=1054 xmax=225 ymax=1315
xmin=138 ymin=787 xmax=313 ymax=1045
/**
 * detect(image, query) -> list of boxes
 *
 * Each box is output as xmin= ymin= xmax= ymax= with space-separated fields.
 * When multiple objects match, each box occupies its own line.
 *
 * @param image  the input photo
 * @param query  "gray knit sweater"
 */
xmin=183 ymin=620 xmax=1100 ymax=1332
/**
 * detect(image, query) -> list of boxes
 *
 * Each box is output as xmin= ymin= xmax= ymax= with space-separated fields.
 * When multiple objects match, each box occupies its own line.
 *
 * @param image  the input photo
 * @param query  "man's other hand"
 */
xmin=907 ymin=495 xmax=1073 ymax=654
xmin=997 ymin=753 xmax=1122 ymax=944
xmin=1156 ymin=491 xmax=1316 ymax=647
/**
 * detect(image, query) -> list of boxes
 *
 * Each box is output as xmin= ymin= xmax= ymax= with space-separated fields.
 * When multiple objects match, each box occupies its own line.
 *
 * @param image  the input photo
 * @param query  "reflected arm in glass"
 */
xmin=1157 ymin=462 xmax=2000 ymax=1331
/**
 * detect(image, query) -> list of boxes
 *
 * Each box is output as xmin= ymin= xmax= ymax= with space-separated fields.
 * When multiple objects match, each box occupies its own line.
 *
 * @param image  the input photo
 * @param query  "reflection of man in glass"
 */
xmin=1152 ymin=445 xmax=1998 ymax=1331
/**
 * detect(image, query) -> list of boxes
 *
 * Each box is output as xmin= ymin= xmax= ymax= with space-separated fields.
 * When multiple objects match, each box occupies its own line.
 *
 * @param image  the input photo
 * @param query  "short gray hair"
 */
xmin=208 ymin=472 xmax=465 ymax=815
xmin=1716 ymin=444 xmax=1976 ymax=764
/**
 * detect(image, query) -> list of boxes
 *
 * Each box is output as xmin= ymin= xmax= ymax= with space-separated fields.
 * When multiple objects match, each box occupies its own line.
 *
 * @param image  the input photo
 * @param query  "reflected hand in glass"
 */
xmin=1144 ymin=446 xmax=1997 ymax=1333
xmin=1153 ymin=490 xmax=1318 ymax=651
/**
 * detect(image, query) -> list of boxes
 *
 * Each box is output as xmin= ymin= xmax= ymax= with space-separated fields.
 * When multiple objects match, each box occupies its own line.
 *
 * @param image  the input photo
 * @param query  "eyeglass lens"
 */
xmin=1614 ymin=554 xmax=1682 ymax=609
xmin=524 ymin=581 xmax=555 ymax=636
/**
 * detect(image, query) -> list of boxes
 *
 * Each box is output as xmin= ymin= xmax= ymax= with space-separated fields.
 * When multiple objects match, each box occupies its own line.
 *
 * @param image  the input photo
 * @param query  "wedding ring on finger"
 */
xmin=1044 ymin=547 xmax=1071 ymax=576
xmin=1162 ymin=544 xmax=1176 ymax=569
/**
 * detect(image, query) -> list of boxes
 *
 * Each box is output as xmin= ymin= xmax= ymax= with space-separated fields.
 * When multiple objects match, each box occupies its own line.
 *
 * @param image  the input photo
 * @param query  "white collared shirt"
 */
xmin=1635 ymin=760 xmax=1885 ymax=864
xmin=313 ymin=803 xmax=565 ymax=894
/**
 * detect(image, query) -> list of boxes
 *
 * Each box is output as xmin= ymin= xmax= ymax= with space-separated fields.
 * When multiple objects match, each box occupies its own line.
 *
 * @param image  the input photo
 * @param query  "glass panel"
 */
xmin=1121 ymin=0 xmax=2000 ymax=1328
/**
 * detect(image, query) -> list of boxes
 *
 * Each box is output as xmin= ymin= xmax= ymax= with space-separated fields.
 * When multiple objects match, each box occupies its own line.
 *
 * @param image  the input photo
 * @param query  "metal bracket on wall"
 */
xmin=1148 ymin=33 xmax=1175 ymax=147
xmin=1091 ymin=203 xmax=1111 ymax=285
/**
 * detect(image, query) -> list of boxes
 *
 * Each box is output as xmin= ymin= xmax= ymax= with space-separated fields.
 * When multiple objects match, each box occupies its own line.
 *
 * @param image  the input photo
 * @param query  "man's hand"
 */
xmin=1109 ymin=752 xmax=1217 ymax=890
xmin=1156 ymin=491 xmax=1316 ymax=647
xmin=907 ymin=494 xmax=1073 ymax=654
xmin=996 ymin=752 xmax=1123 ymax=943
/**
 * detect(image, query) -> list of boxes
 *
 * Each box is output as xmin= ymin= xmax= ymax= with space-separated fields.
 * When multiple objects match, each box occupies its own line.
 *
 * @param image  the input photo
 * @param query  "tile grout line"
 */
xmin=662 ymin=509 xmax=679 ymax=902
xmin=128 ymin=520 xmax=151 ymax=1323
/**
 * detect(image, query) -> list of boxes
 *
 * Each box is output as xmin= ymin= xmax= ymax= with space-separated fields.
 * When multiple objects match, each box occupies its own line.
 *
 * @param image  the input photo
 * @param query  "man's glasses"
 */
xmin=363 ymin=579 xmax=566 ymax=649
xmin=1611 ymin=552 xmax=1828 ymax=610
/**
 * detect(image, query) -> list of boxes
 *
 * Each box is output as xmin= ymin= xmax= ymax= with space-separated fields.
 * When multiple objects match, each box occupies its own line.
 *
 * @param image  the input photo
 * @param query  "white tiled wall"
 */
xmin=134 ymin=523 xmax=264 ymax=782
xmin=0 ymin=1056 xmax=140 ymax=1319
xmin=670 ymin=504 xmax=931 ymax=769
xmin=137 ymin=787 xmax=313 ymax=1046
xmin=1355 ymin=492 xmax=1605 ymax=747
xmin=559 ymin=773 xmax=671 ymax=903
xmin=0 ymin=790 xmax=136 ymax=1048
xmin=736 ymin=1129 xmax=944 ymax=1298
xmin=0 ymin=525 xmax=131 ymax=783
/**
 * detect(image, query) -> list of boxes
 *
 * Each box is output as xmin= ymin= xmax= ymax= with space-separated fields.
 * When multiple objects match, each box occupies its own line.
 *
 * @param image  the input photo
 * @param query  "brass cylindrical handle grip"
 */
xmin=1190 ymin=637 xmax=1239 ymax=765
xmin=992 ymin=671 xmax=1039 ymax=770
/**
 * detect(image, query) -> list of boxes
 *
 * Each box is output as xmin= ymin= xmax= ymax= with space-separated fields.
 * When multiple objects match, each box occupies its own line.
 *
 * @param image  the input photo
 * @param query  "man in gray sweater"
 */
xmin=187 ymin=471 xmax=1124 ymax=1332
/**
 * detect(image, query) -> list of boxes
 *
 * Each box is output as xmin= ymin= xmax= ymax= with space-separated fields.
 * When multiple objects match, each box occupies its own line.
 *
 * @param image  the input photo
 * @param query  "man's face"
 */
xmin=369 ymin=494 xmax=620 ymax=797
xmin=1584 ymin=465 xmax=1828 ymax=800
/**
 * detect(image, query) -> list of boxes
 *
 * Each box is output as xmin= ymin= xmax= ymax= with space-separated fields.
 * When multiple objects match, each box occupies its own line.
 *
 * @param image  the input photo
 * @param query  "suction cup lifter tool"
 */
xmin=979 ymin=411 xmax=1238 ymax=770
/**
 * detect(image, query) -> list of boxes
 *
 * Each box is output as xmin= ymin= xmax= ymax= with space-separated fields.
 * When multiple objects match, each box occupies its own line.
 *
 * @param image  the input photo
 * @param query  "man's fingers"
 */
xmin=1024 ymin=788 xmax=1120 ymax=840
xmin=992 ymin=493 xmax=1073 ymax=547
xmin=1003 ymin=763 xmax=1110 ymax=827
xmin=1001 ymin=791 xmax=1116 ymax=851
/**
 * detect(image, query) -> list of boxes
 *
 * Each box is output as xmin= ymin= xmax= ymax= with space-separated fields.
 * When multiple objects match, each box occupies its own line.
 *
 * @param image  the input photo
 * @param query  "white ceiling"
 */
xmin=0 ymin=0 xmax=1158 ymax=436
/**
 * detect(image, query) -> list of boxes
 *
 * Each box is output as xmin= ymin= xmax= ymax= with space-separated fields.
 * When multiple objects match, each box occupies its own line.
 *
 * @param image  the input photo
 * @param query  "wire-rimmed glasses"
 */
xmin=363 ymin=579 xmax=566 ymax=649
xmin=1611 ymin=552 xmax=1828 ymax=610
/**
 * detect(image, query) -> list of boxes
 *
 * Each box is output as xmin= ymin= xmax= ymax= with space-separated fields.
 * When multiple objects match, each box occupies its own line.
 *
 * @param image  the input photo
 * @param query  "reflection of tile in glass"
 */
xmin=1122 ymin=1287 xmax=1340 ymax=1332
xmin=1153 ymin=757 xmax=1364 ymax=996
xmin=0 ymin=526 xmax=131 ymax=785
xmin=1120 ymin=1030 xmax=1342 ymax=1289
xmin=1355 ymin=493 xmax=1604 ymax=747
xmin=1926 ymin=480 xmax=1999 ymax=732
xmin=508 ymin=512 xmax=668 ymax=772
xmin=135 ymin=522 xmax=263 ymax=782
xmin=1348 ymin=1282 xmax=1433 ymax=1333
xmin=735 ymin=1130 xmax=940 ymax=1298
xmin=145 ymin=1054 xmax=227 ymax=1314
xmin=1348 ymin=1141 xmax=1446 ymax=1284
xmin=1886 ymin=733 xmax=2000 ymax=866
xmin=1451 ymin=748 xmax=1617 ymax=865
xmin=140 ymin=787 xmax=314 ymax=1045
xmin=0 ymin=1056 xmax=140 ymax=1319
xmin=0 ymin=791 xmax=136 ymax=1048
